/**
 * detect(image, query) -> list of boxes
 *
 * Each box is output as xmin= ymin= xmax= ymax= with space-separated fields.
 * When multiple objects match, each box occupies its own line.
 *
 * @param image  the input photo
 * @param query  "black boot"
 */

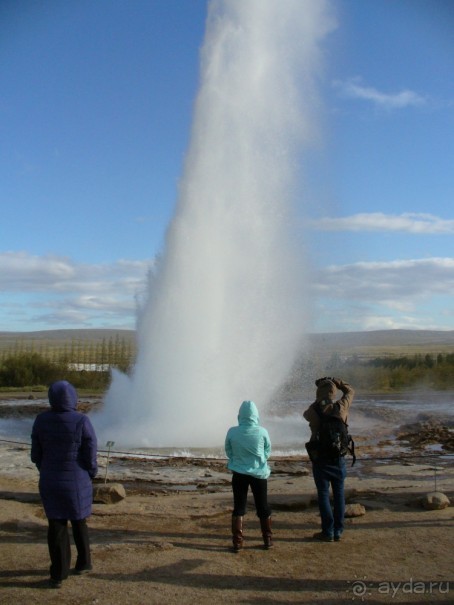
xmin=231 ymin=515 xmax=244 ymax=552
xmin=260 ymin=516 xmax=273 ymax=549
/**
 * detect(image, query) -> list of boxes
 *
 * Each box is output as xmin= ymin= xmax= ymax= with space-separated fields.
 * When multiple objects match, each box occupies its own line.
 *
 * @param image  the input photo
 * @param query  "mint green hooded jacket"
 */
xmin=225 ymin=400 xmax=271 ymax=479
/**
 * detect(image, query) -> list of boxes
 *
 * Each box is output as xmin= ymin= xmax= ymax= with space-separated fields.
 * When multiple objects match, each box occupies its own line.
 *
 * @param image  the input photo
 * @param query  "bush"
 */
xmin=66 ymin=369 xmax=110 ymax=390
xmin=0 ymin=353 xmax=67 ymax=387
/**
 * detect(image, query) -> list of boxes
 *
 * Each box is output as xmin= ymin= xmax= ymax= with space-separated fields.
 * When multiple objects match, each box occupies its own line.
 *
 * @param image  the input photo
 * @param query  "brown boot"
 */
xmin=231 ymin=515 xmax=244 ymax=552
xmin=260 ymin=516 xmax=273 ymax=549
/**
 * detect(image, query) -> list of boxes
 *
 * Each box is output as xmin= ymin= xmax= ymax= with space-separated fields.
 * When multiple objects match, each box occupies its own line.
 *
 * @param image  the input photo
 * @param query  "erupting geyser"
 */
xmin=96 ymin=0 xmax=334 ymax=447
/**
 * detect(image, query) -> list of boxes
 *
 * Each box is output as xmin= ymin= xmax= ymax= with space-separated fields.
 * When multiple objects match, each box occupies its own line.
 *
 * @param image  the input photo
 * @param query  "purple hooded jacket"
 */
xmin=31 ymin=381 xmax=98 ymax=520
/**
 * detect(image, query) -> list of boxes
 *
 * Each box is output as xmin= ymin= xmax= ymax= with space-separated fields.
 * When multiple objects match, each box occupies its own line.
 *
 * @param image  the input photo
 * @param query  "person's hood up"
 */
xmin=316 ymin=378 xmax=336 ymax=402
xmin=237 ymin=400 xmax=259 ymax=426
xmin=48 ymin=380 xmax=78 ymax=412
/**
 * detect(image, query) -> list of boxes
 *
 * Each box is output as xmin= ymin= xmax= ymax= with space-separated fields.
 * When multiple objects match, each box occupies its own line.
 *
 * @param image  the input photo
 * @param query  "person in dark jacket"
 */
xmin=303 ymin=377 xmax=354 ymax=542
xmin=31 ymin=380 xmax=98 ymax=588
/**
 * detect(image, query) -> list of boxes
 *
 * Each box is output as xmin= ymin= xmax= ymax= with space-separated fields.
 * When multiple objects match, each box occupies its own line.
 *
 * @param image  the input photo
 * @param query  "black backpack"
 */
xmin=306 ymin=403 xmax=356 ymax=466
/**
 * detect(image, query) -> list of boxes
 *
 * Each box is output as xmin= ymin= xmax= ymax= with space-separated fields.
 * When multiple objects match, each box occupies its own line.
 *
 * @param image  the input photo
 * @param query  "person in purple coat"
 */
xmin=31 ymin=380 xmax=98 ymax=588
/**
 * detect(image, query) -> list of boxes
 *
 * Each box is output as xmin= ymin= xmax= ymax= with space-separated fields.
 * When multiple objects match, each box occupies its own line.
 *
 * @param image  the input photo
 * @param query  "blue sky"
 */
xmin=1 ymin=0 xmax=453 ymax=333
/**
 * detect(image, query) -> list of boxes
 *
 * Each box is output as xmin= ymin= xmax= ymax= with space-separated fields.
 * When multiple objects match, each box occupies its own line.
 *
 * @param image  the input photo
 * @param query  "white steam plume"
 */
xmin=95 ymin=0 xmax=334 ymax=447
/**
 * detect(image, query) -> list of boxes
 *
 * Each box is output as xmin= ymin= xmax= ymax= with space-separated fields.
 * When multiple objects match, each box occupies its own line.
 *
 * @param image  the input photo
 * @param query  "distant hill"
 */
xmin=306 ymin=329 xmax=454 ymax=360
xmin=309 ymin=329 xmax=454 ymax=347
xmin=0 ymin=328 xmax=453 ymax=358
xmin=0 ymin=329 xmax=135 ymax=356
xmin=0 ymin=328 xmax=134 ymax=341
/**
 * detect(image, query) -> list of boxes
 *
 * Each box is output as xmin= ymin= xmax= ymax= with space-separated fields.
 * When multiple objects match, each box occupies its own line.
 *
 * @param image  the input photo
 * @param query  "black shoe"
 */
xmin=48 ymin=578 xmax=62 ymax=589
xmin=334 ymin=534 xmax=342 ymax=542
xmin=74 ymin=565 xmax=93 ymax=575
xmin=312 ymin=531 xmax=334 ymax=542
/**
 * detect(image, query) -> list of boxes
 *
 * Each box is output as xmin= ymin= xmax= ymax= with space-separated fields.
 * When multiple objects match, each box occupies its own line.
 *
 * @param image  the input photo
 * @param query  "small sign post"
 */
xmin=104 ymin=441 xmax=115 ymax=484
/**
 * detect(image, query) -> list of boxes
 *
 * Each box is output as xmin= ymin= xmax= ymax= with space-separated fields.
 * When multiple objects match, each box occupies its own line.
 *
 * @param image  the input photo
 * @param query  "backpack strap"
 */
xmin=348 ymin=435 xmax=356 ymax=466
xmin=314 ymin=401 xmax=348 ymax=428
xmin=341 ymin=416 xmax=356 ymax=466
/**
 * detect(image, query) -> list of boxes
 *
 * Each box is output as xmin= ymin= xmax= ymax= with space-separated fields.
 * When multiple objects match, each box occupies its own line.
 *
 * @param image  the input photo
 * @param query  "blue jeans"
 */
xmin=312 ymin=458 xmax=347 ymax=537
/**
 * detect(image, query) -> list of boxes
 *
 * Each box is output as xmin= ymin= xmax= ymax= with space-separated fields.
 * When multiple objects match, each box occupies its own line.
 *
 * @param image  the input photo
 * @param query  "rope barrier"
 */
xmin=1 ymin=437 xmax=452 ymax=464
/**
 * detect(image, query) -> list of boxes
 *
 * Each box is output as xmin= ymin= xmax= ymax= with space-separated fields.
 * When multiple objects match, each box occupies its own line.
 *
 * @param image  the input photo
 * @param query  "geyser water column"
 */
xmin=98 ymin=0 xmax=334 ymax=447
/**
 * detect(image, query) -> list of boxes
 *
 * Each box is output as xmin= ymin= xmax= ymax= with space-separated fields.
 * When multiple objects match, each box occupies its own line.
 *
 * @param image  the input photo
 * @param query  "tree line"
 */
xmin=0 ymin=335 xmax=136 ymax=390
xmin=278 ymin=350 xmax=454 ymax=400
xmin=316 ymin=351 xmax=454 ymax=392
xmin=0 ymin=342 xmax=453 ymax=392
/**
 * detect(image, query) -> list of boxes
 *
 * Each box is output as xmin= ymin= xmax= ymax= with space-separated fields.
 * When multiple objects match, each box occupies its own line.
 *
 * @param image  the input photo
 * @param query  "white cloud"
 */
xmin=311 ymin=258 xmax=454 ymax=331
xmin=0 ymin=252 xmax=153 ymax=330
xmin=334 ymin=77 xmax=426 ymax=109
xmin=314 ymin=302 xmax=438 ymax=332
xmin=358 ymin=314 xmax=438 ymax=332
xmin=0 ymin=251 xmax=76 ymax=287
xmin=311 ymin=213 xmax=454 ymax=234
xmin=316 ymin=257 xmax=454 ymax=301
xmin=1 ymin=251 xmax=453 ymax=333
xmin=0 ymin=252 xmax=151 ymax=294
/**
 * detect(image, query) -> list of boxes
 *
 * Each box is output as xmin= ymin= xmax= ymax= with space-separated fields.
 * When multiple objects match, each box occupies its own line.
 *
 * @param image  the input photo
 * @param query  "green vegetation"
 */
xmin=306 ymin=351 xmax=454 ymax=393
xmin=0 ymin=353 xmax=65 ymax=389
xmin=0 ymin=334 xmax=136 ymax=391
xmin=0 ymin=330 xmax=453 ymax=394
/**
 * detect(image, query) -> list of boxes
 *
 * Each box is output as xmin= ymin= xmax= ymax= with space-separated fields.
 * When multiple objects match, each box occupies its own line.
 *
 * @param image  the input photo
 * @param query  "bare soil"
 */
xmin=0 ymin=454 xmax=453 ymax=605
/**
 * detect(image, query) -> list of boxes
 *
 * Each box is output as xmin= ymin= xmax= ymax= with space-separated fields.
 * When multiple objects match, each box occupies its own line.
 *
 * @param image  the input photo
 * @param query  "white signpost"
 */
xmin=104 ymin=441 xmax=115 ymax=484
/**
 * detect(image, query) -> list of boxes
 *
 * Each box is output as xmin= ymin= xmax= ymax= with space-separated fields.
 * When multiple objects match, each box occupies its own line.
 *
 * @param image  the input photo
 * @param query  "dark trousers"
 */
xmin=232 ymin=472 xmax=271 ymax=519
xmin=47 ymin=518 xmax=91 ymax=581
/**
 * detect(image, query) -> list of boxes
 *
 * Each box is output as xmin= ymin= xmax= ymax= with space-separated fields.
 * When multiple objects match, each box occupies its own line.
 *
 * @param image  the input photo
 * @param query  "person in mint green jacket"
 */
xmin=225 ymin=400 xmax=272 ymax=552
